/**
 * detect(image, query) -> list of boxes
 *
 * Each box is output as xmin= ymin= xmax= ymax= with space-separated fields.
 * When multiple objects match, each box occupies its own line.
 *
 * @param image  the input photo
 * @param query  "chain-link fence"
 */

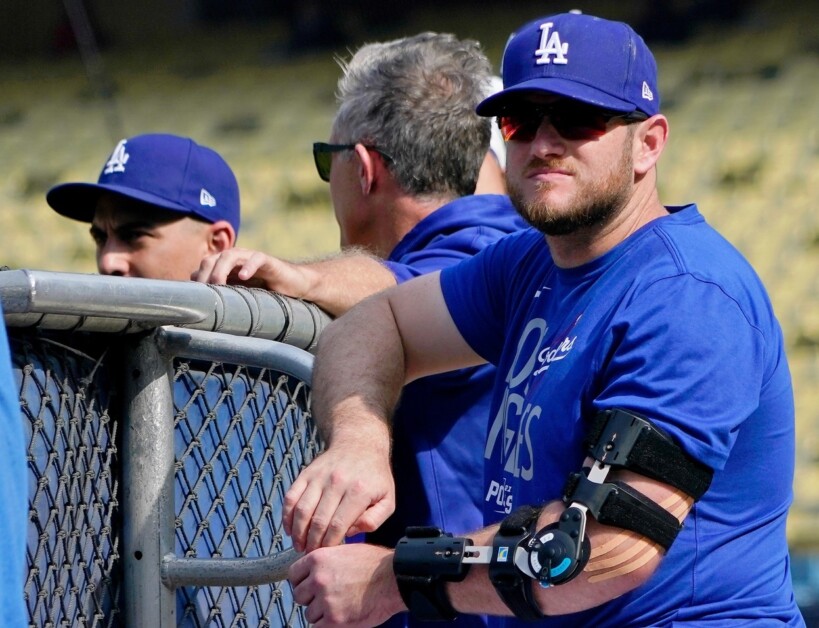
xmin=15 ymin=333 xmax=121 ymax=627
xmin=2 ymin=270 xmax=332 ymax=627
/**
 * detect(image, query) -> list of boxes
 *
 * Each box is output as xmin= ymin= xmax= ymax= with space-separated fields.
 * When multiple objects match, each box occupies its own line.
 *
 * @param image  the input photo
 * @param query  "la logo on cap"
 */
xmin=104 ymin=139 xmax=129 ymax=174
xmin=535 ymin=23 xmax=568 ymax=65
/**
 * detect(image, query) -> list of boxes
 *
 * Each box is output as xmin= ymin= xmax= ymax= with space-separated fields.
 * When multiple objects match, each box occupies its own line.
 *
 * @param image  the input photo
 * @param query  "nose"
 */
xmin=96 ymin=241 xmax=131 ymax=277
xmin=531 ymin=120 xmax=567 ymax=158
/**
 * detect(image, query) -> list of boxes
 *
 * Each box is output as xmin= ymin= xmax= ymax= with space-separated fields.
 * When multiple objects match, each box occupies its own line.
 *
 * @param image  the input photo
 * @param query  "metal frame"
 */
xmin=122 ymin=327 xmax=315 ymax=626
xmin=0 ymin=269 xmax=331 ymax=352
xmin=3 ymin=270 xmax=328 ymax=627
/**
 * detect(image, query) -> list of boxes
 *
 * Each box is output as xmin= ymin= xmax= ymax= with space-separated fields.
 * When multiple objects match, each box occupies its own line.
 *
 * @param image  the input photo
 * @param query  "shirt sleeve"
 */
xmin=440 ymin=233 xmax=529 ymax=365
xmin=593 ymin=274 xmax=767 ymax=470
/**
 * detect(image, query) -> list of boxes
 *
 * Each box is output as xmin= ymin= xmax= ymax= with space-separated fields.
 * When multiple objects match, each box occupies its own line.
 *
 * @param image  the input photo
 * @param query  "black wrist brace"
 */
xmin=393 ymin=526 xmax=472 ymax=621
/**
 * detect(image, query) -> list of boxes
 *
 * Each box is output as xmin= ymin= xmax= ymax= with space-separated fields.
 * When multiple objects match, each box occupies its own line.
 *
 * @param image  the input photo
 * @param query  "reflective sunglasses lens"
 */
xmin=550 ymin=107 xmax=610 ymax=140
xmin=498 ymin=115 xmax=539 ymax=142
xmin=498 ymin=106 xmax=614 ymax=142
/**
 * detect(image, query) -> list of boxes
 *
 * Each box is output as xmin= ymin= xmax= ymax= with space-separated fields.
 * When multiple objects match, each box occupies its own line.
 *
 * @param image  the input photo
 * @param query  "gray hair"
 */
xmin=332 ymin=32 xmax=493 ymax=198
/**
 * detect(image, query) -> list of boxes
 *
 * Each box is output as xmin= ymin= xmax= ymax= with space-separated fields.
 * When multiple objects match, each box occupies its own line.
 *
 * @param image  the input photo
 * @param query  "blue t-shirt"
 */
xmin=0 ymin=312 xmax=28 ymax=627
xmin=440 ymin=205 xmax=802 ymax=626
xmin=374 ymin=194 xmax=526 ymax=628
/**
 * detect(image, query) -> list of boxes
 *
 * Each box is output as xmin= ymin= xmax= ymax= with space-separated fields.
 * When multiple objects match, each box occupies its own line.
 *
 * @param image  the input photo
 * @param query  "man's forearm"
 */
xmin=311 ymin=291 xmax=406 ymax=446
xmin=301 ymin=251 xmax=397 ymax=317
xmin=446 ymin=478 xmax=689 ymax=618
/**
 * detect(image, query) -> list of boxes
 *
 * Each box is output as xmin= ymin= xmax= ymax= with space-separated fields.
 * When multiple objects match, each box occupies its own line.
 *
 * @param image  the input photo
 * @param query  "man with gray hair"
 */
xmin=194 ymin=32 xmax=525 ymax=627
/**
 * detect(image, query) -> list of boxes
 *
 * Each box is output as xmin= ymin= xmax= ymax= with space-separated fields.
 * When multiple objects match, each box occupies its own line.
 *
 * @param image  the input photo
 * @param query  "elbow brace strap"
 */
xmin=585 ymin=408 xmax=713 ymax=500
xmin=485 ymin=408 xmax=714 ymax=620
xmin=561 ymin=407 xmax=714 ymax=550
xmin=562 ymin=472 xmax=680 ymax=550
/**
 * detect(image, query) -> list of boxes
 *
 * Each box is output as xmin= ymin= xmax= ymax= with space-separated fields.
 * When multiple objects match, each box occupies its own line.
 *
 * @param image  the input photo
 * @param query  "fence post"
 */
xmin=122 ymin=330 xmax=176 ymax=626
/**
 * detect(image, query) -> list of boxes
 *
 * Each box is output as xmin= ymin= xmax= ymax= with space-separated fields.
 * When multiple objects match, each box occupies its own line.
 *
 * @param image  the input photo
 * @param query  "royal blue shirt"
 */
xmin=440 ymin=205 xmax=802 ymax=626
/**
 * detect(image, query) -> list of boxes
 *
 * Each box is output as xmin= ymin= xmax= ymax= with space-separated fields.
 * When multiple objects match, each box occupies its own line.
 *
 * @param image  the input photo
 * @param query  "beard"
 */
xmin=507 ymin=140 xmax=634 ymax=237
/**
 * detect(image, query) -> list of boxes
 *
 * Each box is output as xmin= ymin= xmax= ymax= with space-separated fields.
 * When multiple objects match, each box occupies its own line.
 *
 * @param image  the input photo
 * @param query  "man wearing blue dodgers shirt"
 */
xmin=193 ymin=32 xmax=525 ymax=628
xmin=282 ymin=11 xmax=803 ymax=627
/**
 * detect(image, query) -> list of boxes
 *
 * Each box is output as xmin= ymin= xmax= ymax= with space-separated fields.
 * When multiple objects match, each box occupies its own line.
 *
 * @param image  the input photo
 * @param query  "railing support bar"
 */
xmin=122 ymin=331 xmax=176 ymax=626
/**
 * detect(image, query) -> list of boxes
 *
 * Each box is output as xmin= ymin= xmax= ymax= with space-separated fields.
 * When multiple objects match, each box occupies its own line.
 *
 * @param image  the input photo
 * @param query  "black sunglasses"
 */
xmin=312 ymin=142 xmax=393 ymax=182
xmin=497 ymin=102 xmax=648 ymax=142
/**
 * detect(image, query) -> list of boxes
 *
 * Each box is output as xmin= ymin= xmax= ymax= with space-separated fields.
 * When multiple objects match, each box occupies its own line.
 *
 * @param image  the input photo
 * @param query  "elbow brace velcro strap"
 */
xmin=585 ymin=408 xmax=714 ymax=500
xmin=489 ymin=506 xmax=545 ymax=621
xmin=393 ymin=526 xmax=472 ymax=621
xmin=563 ymin=472 xmax=681 ymax=549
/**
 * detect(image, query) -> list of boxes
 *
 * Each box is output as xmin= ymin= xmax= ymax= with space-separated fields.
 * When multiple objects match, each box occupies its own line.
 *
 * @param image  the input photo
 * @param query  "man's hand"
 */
xmin=283 ymin=440 xmax=395 ymax=553
xmin=289 ymin=543 xmax=405 ymax=627
xmin=192 ymin=247 xmax=311 ymax=297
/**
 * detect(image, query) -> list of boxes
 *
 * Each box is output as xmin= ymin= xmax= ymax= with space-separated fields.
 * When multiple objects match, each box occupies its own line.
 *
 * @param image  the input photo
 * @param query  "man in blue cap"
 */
xmin=280 ymin=12 xmax=803 ymax=627
xmin=47 ymin=133 xmax=239 ymax=279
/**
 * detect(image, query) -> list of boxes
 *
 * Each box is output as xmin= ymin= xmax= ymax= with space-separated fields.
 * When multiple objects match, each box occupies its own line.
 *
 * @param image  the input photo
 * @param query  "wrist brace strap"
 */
xmin=393 ymin=526 xmax=472 ymax=621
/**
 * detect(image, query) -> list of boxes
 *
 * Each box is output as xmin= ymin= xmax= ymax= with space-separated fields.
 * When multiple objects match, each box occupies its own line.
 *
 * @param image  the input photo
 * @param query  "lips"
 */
xmin=525 ymin=159 xmax=572 ymax=179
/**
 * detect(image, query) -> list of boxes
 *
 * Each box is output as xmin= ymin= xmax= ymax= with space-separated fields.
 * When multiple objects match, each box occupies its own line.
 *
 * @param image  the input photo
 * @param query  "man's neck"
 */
xmin=372 ymin=193 xmax=456 ymax=258
xmin=546 ymin=187 xmax=668 ymax=269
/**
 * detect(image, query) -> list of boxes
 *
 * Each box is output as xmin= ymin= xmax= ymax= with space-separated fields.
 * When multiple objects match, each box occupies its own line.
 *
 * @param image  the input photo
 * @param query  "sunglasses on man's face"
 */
xmin=312 ymin=142 xmax=393 ymax=182
xmin=497 ymin=102 xmax=648 ymax=143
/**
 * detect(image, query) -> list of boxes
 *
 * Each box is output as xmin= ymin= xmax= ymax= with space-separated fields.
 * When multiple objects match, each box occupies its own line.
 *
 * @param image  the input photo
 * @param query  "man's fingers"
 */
xmin=191 ymin=254 xmax=219 ymax=282
xmin=209 ymin=253 xmax=247 ymax=285
xmin=287 ymin=555 xmax=311 ymax=590
xmin=350 ymin=497 xmax=395 ymax=535
xmin=236 ymin=253 xmax=267 ymax=281
xmin=303 ymin=489 xmax=352 ymax=553
xmin=282 ymin=475 xmax=310 ymax=539
xmin=289 ymin=479 xmax=340 ymax=553
xmin=309 ymin=489 xmax=376 ymax=551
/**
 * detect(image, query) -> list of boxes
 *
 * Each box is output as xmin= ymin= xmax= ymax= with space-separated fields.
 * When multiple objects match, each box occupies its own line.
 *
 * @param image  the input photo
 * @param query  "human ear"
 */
xmin=207 ymin=221 xmax=236 ymax=252
xmin=633 ymin=115 xmax=668 ymax=176
xmin=354 ymin=143 xmax=376 ymax=195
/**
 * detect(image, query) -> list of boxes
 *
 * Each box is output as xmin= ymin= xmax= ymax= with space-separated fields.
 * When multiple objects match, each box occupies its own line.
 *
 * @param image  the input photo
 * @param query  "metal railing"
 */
xmin=2 ymin=270 xmax=332 ymax=627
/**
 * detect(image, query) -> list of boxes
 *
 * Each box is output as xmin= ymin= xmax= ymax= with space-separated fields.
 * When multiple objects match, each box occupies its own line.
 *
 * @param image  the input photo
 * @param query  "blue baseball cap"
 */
xmin=47 ymin=133 xmax=241 ymax=235
xmin=477 ymin=13 xmax=659 ymax=117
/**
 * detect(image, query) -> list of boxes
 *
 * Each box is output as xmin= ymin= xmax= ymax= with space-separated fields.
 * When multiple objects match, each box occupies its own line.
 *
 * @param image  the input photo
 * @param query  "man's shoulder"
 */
xmin=431 ymin=194 xmax=527 ymax=237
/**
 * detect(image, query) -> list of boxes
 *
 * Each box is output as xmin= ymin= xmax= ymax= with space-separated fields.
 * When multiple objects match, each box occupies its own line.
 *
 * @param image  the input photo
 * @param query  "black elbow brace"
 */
xmin=488 ymin=408 xmax=714 ymax=620
xmin=392 ymin=409 xmax=714 ymax=622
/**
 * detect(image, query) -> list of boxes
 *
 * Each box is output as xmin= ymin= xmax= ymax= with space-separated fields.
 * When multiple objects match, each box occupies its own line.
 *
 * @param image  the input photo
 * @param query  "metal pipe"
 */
xmin=161 ymin=548 xmax=301 ymax=588
xmin=122 ymin=330 xmax=177 ymax=625
xmin=158 ymin=327 xmax=314 ymax=384
xmin=0 ymin=269 xmax=331 ymax=352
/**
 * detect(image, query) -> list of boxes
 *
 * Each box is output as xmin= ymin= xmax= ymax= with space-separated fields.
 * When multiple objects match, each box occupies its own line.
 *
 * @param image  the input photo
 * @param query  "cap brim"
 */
xmin=46 ymin=182 xmax=194 ymax=223
xmin=476 ymin=78 xmax=638 ymax=116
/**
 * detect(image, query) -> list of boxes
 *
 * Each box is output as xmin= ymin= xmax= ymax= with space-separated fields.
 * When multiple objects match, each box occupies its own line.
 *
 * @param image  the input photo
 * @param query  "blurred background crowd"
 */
xmin=1 ymin=0 xmax=818 ymax=618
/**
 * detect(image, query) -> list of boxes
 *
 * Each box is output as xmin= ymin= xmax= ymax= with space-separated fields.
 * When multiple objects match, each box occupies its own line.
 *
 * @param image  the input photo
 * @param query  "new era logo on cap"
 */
xmin=200 ymin=188 xmax=216 ymax=207
xmin=477 ymin=13 xmax=660 ymax=118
